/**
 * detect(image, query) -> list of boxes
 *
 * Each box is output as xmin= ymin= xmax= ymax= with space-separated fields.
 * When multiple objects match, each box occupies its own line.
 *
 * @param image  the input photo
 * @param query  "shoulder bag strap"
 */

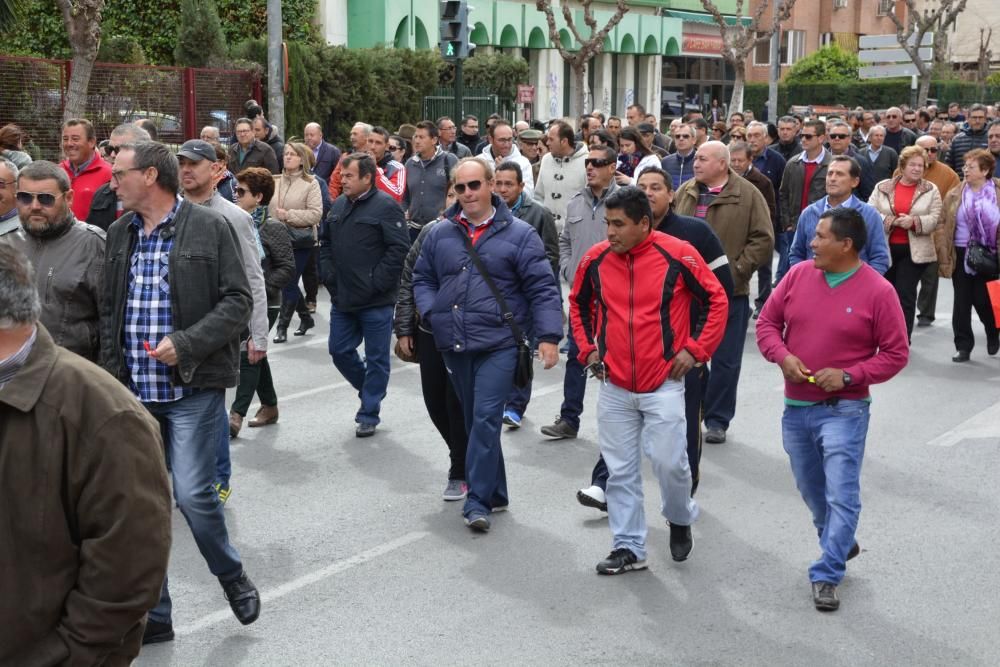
xmin=459 ymin=228 xmax=527 ymax=345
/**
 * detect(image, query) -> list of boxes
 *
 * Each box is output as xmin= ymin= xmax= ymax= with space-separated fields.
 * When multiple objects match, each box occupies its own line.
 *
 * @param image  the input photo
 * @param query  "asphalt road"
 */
xmin=137 ymin=276 xmax=1000 ymax=667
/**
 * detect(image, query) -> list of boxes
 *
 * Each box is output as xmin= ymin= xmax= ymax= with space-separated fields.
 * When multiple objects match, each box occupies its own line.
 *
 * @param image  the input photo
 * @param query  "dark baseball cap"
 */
xmin=637 ymin=123 xmax=656 ymax=134
xmin=177 ymin=139 xmax=217 ymax=162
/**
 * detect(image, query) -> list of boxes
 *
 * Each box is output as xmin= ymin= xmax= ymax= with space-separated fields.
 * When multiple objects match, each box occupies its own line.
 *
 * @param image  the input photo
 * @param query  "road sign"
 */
xmin=858 ymin=33 xmax=933 ymax=50
xmin=517 ymin=85 xmax=534 ymax=104
xmin=859 ymin=63 xmax=921 ymax=79
xmin=858 ymin=47 xmax=933 ymax=63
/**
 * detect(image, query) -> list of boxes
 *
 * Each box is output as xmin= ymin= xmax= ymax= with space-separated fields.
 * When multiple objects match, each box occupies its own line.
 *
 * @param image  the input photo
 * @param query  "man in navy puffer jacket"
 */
xmin=413 ymin=158 xmax=562 ymax=533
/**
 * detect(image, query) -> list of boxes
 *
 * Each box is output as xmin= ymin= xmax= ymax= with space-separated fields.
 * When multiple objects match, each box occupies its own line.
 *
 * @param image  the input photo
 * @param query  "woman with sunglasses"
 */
xmin=615 ymin=126 xmax=660 ymax=186
xmin=271 ymin=142 xmax=323 ymax=343
xmin=228 ymin=167 xmax=296 ymax=436
xmin=388 ymin=135 xmax=412 ymax=165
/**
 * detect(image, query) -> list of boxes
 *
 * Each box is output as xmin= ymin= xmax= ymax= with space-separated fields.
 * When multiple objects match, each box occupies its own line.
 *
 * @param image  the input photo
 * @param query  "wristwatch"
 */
xmin=842 ymin=371 xmax=852 ymax=386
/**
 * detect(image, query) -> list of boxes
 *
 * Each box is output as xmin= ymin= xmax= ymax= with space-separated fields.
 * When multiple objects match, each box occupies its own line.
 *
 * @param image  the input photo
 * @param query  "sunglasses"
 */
xmin=16 ymin=191 xmax=61 ymax=207
xmin=800 ymin=133 xmax=818 ymax=140
xmin=453 ymin=180 xmax=483 ymax=195
xmin=389 ymin=145 xmax=403 ymax=152
xmin=828 ymin=133 xmax=849 ymax=139
xmin=674 ymin=134 xmax=692 ymax=139
xmin=235 ymin=186 xmax=249 ymax=197
xmin=926 ymin=147 xmax=939 ymax=153
xmin=585 ymin=158 xmax=614 ymax=168
xmin=106 ymin=144 xmax=122 ymax=155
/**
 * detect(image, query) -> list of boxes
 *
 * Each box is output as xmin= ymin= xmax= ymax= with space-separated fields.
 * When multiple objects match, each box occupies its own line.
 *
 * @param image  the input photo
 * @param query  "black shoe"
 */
xmin=356 ymin=422 xmax=376 ymax=438
xmin=952 ymin=350 xmax=971 ymax=363
xmin=221 ymin=571 xmax=260 ymax=625
xmin=294 ymin=314 xmax=315 ymax=336
xmin=812 ymin=581 xmax=840 ymax=611
xmin=704 ymin=427 xmax=726 ymax=444
xmin=540 ymin=417 xmax=578 ymax=439
xmin=142 ymin=619 xmax=174 ymax=645
xmin=988 ymin=339 xmax=999 ymax=356
xmin=916 ymin=317 xmax=933 ymax=328
xmin=272 ymin=326 xmax=288 ymax=344
xmin=465 ymin=512 xmax=491 ymax=532
xmin=847 ymin=541 xmax=860 ymax=561
xmin=596 ymin=547 xmax=647 ymax=575
xmin=669 ymin=523 xmax=693 ymax=561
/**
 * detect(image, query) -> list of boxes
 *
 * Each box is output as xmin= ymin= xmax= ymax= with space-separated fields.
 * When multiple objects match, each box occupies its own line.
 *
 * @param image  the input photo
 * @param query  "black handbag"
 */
xmin=460 ymin=232 xmax=534 ymax=389
xmin=966 ymin=241 xmax=998 ymax=276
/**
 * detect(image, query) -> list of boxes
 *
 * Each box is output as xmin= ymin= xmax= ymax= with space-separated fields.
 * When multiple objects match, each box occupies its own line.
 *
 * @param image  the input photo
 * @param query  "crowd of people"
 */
xmin=1 ymin=95 xmax=998 ymax=661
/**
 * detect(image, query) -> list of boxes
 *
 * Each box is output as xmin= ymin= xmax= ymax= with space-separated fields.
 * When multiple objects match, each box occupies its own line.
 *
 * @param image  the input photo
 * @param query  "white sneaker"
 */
xmin=576 ymin=485 xmax=608 ymax=512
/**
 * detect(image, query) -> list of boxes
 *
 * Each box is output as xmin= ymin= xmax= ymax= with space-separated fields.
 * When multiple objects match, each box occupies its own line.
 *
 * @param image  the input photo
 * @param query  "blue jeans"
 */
xmin=557 ymin=326 xmax=588 ymax=430
xmin=281 ymin=247 xmax=312 ymax=306
xmin=328 ymin=303 xmax=393 ymax=425
xmin=598 ymin=379 xmax=698 ymax=561
xmin=215 ymin=404 xmax=231 ymax=486
xmin=704 ymin=295 xmax=751 ymax=432
xmin=144 ymin=390 xmax=243 ymax=624
xmin=782 ymin=400 xmax=871 ymax=585
xmin=443 ymin=347 xmax=516 ymax=517
xmin=774 ymin=231 xmax=795 ymax=284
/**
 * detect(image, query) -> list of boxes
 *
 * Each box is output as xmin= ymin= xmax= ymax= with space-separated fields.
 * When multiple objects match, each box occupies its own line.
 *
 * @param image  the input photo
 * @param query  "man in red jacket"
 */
xmin=59 ymin=118 xmax=111 ymax=222
xmin=570 ymin=186 xmax=728 ymax=575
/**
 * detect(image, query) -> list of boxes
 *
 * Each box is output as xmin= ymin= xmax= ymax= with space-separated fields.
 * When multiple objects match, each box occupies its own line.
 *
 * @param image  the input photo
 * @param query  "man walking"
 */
xmin=571 ymin=186 xmax=728 ymax=574
xmin=756 ymin=207 xmax=909 ymax=611
xmin=825 ymin=120 xmax=876 ymax=202
xmin=947 ymin=104 xmax=991 ymax=177
xmin=319 ymin=153 xmax=409 ymax=437
xmin=59 ymin=118 xmax=112 ymax=222
xmin=413 ymin=157 xmax=562 ymax=532
xmin=534 ymin=120 xmax=587 ymax=229
xmin=539 ymin=146 xmax=621 ymax=441
xmin=478 ymin=121 xmax=535 ymax=195
xmin=882 ymin=107 xmax=917 ymax=154
xmin=674 ymin=141 xmax=773 ymax=444
xmin=729 ymin=140 xmax=778 ymax=316
xmin=328 ymin=121 xmax=372 ymax=198
xmin=661 ymin=123 xmax=697 ymax=189
xmin=866 ymin=126 xmax=898 ymax=184
xmin=0 ymin=243 xmax=172 ymax=665
xmin=100 ymin=141 xmax=260 ymax=644
xmin=778 ymin=119 xmax=831 ymax=285
xmin=403 ymin=121 xmax=458 ymax=243
xmin=10 ymin=161 xmax=105 ymax=362
xmin=368 ymin=126 xmax=407 ymax=203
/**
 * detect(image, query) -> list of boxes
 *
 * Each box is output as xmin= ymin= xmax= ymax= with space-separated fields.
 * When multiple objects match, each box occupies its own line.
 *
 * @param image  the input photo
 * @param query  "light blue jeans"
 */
xmin=598 ymin=379 xmax=698 ymax=561
xmin=781 ymin=400 xmax=871 ymax=585
xmin=144 ymin=389 xmax=244 ymax=624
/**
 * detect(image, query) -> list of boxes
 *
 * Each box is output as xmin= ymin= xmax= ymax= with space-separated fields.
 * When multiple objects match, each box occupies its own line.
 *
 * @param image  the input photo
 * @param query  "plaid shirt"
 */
xmin=124 ymin=197 xmax=192 ymax=403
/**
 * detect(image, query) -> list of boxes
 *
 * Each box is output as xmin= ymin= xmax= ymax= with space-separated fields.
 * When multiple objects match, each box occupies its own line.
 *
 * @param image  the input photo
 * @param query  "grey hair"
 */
xmin=746 ymin=121 xmax=768 ymax=134
xmin=0 ymin=243 xmax=41 ymax=328
xmin=110 ymin=123 xmax=151 ymax=142
xmin=727 ymin=140 xmax=752 ymax=159
xmin=18 ymin=160 xmax=70 ymax=192
xmin=0 ymin=157 xmax=17 ymax=181
xmin=352 ymin=122 xmax=373 ymax=135
xmin=868 ymin=124 xmax=886 ymax=136
xmin=128 ymin=141 xmax=179 ymax=194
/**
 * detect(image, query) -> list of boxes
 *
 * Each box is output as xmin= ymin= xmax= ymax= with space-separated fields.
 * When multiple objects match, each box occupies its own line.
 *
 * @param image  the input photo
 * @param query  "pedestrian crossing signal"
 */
xmin=440 ymin=0 xmax=470 ymax=60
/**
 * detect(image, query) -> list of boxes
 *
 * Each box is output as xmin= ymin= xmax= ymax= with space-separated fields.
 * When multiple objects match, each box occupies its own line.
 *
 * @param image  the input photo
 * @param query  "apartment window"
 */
xmin=821 ymin=32 xmax=834 ymax=47
xmin=877 ymin=0 xmax=894 ymax=16
xmin=754 ymin=31 xmax=771 ymax=65
xmin=754 ymin=30 xmax=807 ymax=66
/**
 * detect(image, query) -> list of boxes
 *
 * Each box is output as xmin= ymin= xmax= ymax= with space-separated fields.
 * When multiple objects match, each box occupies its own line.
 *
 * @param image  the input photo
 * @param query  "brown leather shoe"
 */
xmin=248 ymin=404 xmax=279 ymax=428
xmin=229 ymin=412 xmax=243 ymax=438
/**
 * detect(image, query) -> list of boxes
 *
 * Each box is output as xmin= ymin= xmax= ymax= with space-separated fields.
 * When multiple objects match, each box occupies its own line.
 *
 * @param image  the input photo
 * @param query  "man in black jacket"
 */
xmin=85 ymin=123 xmax=150 ymax=230
xmin=253 ymin=116 xmax=285 ymax=167
xmin=99 ymin=141 xmax=260 ymax=645
xmin=319 ymin=153 xmax=410 ymax=437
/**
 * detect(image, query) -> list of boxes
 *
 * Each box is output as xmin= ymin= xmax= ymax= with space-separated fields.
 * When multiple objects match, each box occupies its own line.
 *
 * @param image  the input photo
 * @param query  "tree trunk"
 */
xmin=56 ymin=0 xmax=104 ymax=122
xmin=918 ymin=71 xmax=931 ymax=107
xmin=65 ymin=54 xmax=96 ymax=121
xmin=728 ymin=64 xmax=745 ymax=120
xmin=573 ymin=60 xmax=587 ymax=119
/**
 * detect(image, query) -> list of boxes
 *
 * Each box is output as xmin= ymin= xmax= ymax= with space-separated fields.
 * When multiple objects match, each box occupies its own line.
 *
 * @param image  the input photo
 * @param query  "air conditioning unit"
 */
xmin=834 ymin=0 xmax=847 ymax=8
xmin=878 ymin=0 xmax=894 ymax=15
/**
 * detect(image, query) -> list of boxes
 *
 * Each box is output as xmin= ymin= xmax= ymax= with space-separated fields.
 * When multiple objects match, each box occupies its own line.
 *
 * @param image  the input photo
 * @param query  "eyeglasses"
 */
xmin=800 ymin=133 xmax=818 ymax=140
xmin=15 ymin=191 xmax=62 ymax=207
xmin=674 ymin=134 xmax=692 ymax=139
xmin=235 ymin=186 xmax=249 ymax=197
xmin=926 ymin=147 xmax=939 ymax=153
xmin=585 ymin=158 xmax=614 ymax=168
xmin=828 ymin=133 xmax=849 ymax=139
xmin=453 ymin=180 xmax=483 ymax=195
xmin=111 ymin=167 xmax=147 ymax=183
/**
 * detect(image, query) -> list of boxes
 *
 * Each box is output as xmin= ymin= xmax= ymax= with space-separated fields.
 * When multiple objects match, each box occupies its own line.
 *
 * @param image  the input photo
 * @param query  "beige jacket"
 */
xmin=868 ymin=176 xmax=943 ymax=264
xmin=269 ymin=171 xmax=322 ymax=241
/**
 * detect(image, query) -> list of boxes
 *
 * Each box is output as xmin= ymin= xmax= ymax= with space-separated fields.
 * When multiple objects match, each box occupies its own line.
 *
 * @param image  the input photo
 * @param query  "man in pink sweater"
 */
xmin=756 ymin=207 xmax=909 ymax=613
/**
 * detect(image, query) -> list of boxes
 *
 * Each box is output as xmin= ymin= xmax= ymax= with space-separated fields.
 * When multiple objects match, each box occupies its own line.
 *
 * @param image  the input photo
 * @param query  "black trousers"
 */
xmin=301 ymin=246 xmax=319 ymax=304
xmin=916 ymin=261 xmax=940 ymax=322
xmin=591 ymin=365 xmax=707 ymax=496
xmin=952 ymin=247 xmax=1000 ymax=353
xmin=885 ymin=244 xmax=930 ymax=341
xmin=416 ymin=328 xmax=468 ymax=481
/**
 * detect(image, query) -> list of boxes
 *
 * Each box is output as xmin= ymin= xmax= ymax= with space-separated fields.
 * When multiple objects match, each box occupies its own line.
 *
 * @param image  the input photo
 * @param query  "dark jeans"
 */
xmin=557 ymin=325 xmax=588 ymax=430
xmin=231 ymin=308 xmax=279 ymax=416
xmin=302 ymin=245 xmax=319 ymax=304
xmin=145 ymin=390 xmax=243 ymax=624
xmin=704 ymin=295 xmax=752 ymax=432
xmin=755 ymin=261 xmax=773 ymax=310
xmin=281 ymin=247 xmax=312 ymax=310
xmin=885 ymin=244 xmax=929 ymax=341
xmin=328 ymin=303 xmax=394 ymax=425
xmin=774 ymin=230 xmax=795 ymax=284
xmin=504 ymin=336 xmax=536 ymax=416
xmin=916 ymin=261 xmax=940 ymax=322
xmin=952 ymin=246 xmax=1000 ymax=353
xmin=592 ymin=365 xmax=707 ymax=495
xmin=417 ymin=328 xmax=468 ymax=480
xmin=443 ymin=347 xmax=516 ymax=517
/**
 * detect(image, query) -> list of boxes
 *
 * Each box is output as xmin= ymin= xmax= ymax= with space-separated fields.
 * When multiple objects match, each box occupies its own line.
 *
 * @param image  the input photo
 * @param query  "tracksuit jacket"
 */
xmin=570 ymin=230 xmax=729 ymax=393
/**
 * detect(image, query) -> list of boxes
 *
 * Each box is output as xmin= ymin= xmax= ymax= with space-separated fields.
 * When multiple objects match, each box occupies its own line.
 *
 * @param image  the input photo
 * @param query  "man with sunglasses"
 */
xmin=914 ymin=134 xmax=960 ymax=328
xmin=0 ymin=158 xmax=19 ymax=240
xmin=882 ymin=107 xmax=917 ymax=154
xmin=9 ymin=161 xmax=104 ymax=362
xmin=539 ymin=146 xmax=621 ymax=441
xmin=413 ymin=158 xmax=562 ymax=532
xmin=825 ymin=120 xmax=876 ymax=202
xmin=778 ymin=120 xmax=831 ymax=287
xmin=85 ymin=124 xmax=151 ymax=231
xmin=661 ymin=123 xmax=697 ymax=189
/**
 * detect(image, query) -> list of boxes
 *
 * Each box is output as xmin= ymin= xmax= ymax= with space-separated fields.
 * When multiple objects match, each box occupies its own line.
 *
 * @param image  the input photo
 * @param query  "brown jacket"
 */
xmin=0 ymin=325 xmax=172 ymax=667
xmin=937 ymin=178 xmax=1000 ymax=278
xmin=868 ymin=176 xmax=943 ymax=264
xmin=674 ymin=169 xmax=775 ymax=296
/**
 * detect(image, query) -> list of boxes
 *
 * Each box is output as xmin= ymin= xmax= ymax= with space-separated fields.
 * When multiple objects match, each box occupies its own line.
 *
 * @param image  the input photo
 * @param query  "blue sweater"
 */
xmin=788 ymin=195 xmax=890 ymax=275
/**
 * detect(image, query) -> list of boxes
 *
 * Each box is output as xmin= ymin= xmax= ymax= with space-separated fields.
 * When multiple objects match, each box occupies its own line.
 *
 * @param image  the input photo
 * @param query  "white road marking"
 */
xmin=174 ymin=530 xmax=430 ymax=636
xmin=927 ymin=399 xmax=1000 ymax=447
xmin=248 ymin=363 xmax=420 ymax=412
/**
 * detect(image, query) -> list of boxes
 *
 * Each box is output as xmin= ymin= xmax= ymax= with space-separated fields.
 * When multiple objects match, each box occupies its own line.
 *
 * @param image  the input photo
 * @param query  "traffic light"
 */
xmin=440 ymin=0 xmax=470 ymax=60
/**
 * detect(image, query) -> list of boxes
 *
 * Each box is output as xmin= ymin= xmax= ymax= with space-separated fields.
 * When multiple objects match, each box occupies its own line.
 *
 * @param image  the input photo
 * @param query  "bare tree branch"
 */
xmin=886 ymin=0 xmax=968 ymax=104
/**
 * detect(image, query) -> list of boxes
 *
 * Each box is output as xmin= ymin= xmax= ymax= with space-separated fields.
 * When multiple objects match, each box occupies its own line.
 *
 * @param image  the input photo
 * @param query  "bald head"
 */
xmin=693 ymin=140 xmax=730 ymax=186
xmin=915 ymin=134 xmax=938 ymax=163
xmin=304 ymin=122 xmax=323 ymax=150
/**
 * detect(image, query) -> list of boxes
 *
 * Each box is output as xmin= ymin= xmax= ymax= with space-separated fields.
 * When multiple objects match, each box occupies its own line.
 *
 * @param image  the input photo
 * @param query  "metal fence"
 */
xmin=423 ymin=87 xmax=516 ymax=125
xmin=0 ymin=55 xmax=260 ymax=161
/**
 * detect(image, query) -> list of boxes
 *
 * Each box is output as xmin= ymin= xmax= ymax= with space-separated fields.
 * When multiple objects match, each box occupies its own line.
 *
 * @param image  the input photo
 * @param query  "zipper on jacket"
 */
xmin=628 ymin=254 xmax=636 ymax=391
xmin=45 ymin=267 xmax=54 ymax=304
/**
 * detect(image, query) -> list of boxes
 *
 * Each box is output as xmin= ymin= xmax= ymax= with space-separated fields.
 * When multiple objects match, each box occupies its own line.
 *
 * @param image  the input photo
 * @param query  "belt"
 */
xmin=820 ymin=397 xmax=842 ymax=406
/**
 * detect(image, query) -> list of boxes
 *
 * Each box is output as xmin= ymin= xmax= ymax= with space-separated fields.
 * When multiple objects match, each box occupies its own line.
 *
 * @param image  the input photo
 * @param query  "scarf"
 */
xmin=249 ymin=206 xmax=267 ymax=260
xmin=958 ymin=182 xmax=1000 ymax=275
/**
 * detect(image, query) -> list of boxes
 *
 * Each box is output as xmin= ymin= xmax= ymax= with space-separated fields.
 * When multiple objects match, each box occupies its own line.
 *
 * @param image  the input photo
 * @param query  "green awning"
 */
xmin=663 ymin=9 xmax=752 ymax=28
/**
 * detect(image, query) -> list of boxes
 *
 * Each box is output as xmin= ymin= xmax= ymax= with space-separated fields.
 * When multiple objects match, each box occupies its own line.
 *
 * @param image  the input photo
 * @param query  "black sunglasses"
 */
xmin=453 ymin=180 xmax=483 ymax=195
xmin=828 ymin=133 xmax=849 ymax=139
xmin=16 ymin=191 xmax=60 ymax=207
xmin=389 ymin=144 xmax=403 ymax=151
xmin=585 ymin=158 xmax=614 ymax=168
xmin=235 ymin=186 xmax=249 ymax=197
xmin=106 ymin=144 xmax=122 ymax=155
